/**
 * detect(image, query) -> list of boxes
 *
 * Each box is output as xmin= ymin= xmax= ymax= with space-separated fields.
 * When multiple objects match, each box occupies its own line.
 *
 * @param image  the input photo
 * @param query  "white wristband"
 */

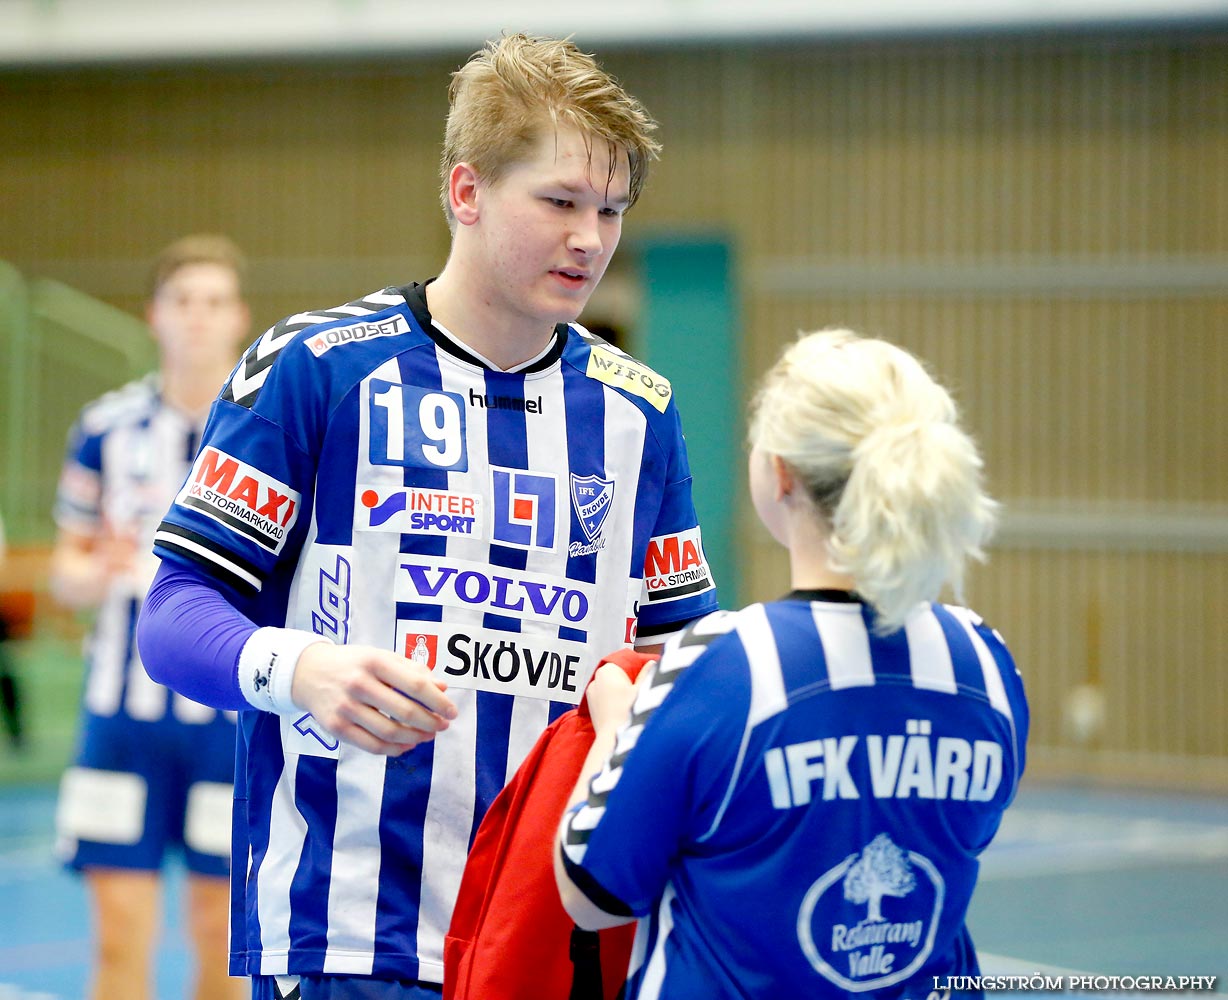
xmin=238 ymin=627 xmax=330 ymax=715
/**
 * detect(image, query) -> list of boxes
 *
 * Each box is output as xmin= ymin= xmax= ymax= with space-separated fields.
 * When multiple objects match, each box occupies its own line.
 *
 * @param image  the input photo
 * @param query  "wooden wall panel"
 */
xmin=0 ymin=33 xmax=1224 ymax=785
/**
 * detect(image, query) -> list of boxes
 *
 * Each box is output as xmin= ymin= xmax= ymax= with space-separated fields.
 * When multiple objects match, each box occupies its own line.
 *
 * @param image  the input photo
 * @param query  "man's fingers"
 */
xmin=371 ymin=656 xmax=458 ymax=720
xmin=338 ymin=702 xmax=444 ymax=750
xmin=331 ymin=715 xmax=436 ymax=757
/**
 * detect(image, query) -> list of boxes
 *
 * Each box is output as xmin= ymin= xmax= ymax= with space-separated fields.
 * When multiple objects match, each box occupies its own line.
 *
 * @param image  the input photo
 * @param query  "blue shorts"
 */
xmin=56 ymin=708 xmax=237 ymax=877
xmin=252 ymin=975 xmax=443 ymax=999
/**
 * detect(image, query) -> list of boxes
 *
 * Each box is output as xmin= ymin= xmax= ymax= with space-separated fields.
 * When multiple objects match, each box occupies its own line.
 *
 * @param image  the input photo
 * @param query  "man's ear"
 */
xmin=448 ymin=162 xmax=481 ymax=227
xmin=772 ymin=454 xmax=797 ymax=502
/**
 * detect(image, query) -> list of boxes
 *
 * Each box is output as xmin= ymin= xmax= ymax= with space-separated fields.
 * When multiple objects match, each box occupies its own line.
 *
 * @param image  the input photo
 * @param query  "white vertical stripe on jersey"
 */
xmin=738 ymin=604 xmax=789 ymax=727
xmin=414 ymin=353 xmax=486 ymax=979
xmin=84 ymin=596 xmax=127 ymax=717
xmin=257 ymin=750 xmax=307 ymax=975
xmin=637 ymin=882 xmax=678 ymax=1000
xmin=505 ymin=695 xmax=549 ymax=787
xmin=811 ymin=604 xmax=875 ymax=689
xmin=947 ymin=607 xmax=1013 ymax=721
xmin=700 ymin=604 xmax=790 ymax=842
xmin=946 ymin=606 xmax=1022 ymax=797
xmin=438 ymin=351 xmax=492 ymax=570
xmin=904 ymin=608 xmax=958 ymax=694
xmin=322 ymin=358 xmax=404 ymax=972
xmin=625 ymin=916 xmax=650 ymax=987
xmin=415 ymin=686 xmax=479 ymax=980
xmin=323 ymin=749 xmax=387 ymax=975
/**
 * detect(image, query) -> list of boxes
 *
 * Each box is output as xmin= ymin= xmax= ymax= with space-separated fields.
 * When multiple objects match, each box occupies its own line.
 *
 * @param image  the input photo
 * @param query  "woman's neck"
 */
xmin=785 ymin=501 xmax=856 ymax=592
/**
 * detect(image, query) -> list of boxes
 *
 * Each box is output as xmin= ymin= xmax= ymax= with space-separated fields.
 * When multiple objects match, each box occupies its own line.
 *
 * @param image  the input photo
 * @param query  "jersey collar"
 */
xmin=396 ymin=280 xmax=569 ymax=374
xmin=783 ymin=588 xmax=863 ymax=604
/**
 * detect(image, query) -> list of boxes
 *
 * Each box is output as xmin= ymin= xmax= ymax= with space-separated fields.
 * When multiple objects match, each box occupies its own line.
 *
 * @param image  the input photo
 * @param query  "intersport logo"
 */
xmin=394 ymin=555 xmax=594 ymax=629
xmin=356 ymin=485 xmax=482 ymax=537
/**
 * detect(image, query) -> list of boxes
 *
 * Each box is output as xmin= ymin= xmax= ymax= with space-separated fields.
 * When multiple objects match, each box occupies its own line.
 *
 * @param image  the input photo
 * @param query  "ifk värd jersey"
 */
xmin=152 ymin=283 xmax=719 ymax=983
xmin=562 ymin=593 xmax=1028 ymax=1000
xmin=56 ymin=375 xmax=230 ymax=728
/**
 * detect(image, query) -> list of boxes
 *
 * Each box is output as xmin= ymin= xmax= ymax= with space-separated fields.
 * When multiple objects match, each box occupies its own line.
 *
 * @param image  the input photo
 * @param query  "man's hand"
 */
xmin=290 ymin=643 xmax=458 ymax=756
xmin=50 ymin=525 xmax=141 ymax=609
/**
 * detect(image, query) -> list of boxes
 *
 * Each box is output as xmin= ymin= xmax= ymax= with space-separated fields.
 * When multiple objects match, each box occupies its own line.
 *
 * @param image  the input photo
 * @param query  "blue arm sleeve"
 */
xmin=136 ymin=561 xmax=258 ymax=711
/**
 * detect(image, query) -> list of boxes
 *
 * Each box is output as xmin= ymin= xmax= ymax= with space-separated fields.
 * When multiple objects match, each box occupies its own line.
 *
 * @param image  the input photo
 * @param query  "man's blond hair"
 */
xmin=440 ymin=34 xmax=661 ymax=227
xmin=148 ymin=234 xmax=247 ymax=298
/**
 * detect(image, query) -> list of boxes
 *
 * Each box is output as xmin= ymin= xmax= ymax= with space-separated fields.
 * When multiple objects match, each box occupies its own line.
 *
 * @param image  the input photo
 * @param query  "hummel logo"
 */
xmin=253 ymin=651 xmax=276 ymax=692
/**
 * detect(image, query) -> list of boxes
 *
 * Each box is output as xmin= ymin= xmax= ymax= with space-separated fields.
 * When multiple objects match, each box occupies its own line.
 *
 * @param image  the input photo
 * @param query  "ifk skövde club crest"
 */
xmin=570 ymin=474 xmax=615 ymax=542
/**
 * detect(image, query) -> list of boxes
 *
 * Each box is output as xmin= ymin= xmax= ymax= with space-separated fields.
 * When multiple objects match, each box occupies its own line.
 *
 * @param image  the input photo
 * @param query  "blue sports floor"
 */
xmin=0 ymin=779 xmax=1224 ymax=998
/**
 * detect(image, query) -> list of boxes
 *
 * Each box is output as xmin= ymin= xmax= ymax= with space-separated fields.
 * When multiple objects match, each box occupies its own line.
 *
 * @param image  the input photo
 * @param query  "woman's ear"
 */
xmin=772 ymin=455 xmax=797 ymax=502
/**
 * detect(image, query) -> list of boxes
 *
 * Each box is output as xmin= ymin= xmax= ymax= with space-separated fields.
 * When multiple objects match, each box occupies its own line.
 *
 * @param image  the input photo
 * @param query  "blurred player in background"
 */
xmin=558 ymin=329 xmax=1029 ymax=998
xmin=51 ymin=235 xmax=250 ymax=1000
xmin=136 ymin=34 xmax=717 ymax=1000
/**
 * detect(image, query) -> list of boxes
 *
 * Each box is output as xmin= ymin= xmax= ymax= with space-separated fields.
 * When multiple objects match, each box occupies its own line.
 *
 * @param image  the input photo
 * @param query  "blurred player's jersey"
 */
xmin=563 ymin=594 xmax=1028 ymax=1000
xmin=55 ymin=376 xmax=227 ymax=726
xmin=152 ymin=283 xmax=718 ymax=982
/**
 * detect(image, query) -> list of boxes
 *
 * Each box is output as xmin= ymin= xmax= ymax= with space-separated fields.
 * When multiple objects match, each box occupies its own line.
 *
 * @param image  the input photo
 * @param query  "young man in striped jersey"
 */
xmin=52 ymin=235 xmax=251 ymax=1000
xmin=137 ymin=33 xmax=718 ymax=1000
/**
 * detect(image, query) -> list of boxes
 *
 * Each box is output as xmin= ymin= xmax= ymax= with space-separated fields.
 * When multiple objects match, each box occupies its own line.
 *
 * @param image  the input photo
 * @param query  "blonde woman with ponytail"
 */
xmin=557 ymin=329 xmax=1029 ymax=999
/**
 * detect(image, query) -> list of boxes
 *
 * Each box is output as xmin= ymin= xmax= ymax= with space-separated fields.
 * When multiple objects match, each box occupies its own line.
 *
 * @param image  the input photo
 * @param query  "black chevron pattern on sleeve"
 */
xmin=222 ymin=290 xmax=405 ymax=408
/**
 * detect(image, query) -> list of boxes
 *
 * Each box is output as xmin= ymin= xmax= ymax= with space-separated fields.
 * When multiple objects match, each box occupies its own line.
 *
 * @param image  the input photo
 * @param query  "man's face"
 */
xmin=470 ymin=124 xmax=631 ymax=332
xmin=148 ymin=262 xmax=249 ymax=372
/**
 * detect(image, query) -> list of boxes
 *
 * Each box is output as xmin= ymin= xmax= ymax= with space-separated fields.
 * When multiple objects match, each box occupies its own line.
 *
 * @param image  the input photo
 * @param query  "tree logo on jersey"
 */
xmin=797 ymin=833 xmax=943 ymax=992
xmin=569 ymin=474 xmax=614 ymax=556
xmin=491 ymin=467 xmax=556 ymax=550
xmin=175 ymin=447 xmax=301 ymax=554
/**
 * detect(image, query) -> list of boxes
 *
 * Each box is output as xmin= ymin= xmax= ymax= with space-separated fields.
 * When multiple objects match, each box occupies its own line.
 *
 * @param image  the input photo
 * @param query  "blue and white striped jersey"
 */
xmin=562 ymin=591 xmax=1027 ymax=1000
xmin=151 ymin=283 xmax=718 ymax=982
xmin=55 ymin=376 xmax=224 ymax=726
